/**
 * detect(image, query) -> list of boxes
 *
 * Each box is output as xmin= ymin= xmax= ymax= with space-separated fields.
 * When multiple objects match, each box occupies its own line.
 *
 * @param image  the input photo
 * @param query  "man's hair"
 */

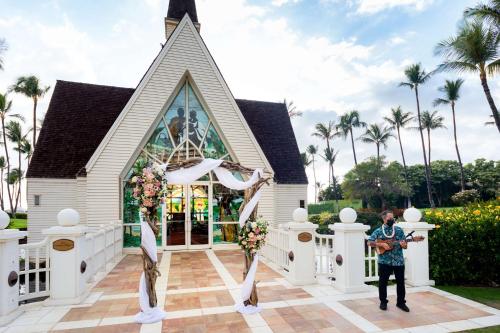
xmin=380 ymin=210 xmax=393 ymax=219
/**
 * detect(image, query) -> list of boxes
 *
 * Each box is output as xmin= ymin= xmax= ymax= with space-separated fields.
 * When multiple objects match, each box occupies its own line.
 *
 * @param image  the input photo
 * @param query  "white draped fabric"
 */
xmin=136 ymin=159 xmax=264 ymax=323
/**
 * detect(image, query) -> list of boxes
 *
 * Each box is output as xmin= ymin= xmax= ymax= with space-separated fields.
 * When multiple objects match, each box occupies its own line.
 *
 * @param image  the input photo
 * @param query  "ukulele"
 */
xmin=375 ymin=236 xmax=425 ymax=255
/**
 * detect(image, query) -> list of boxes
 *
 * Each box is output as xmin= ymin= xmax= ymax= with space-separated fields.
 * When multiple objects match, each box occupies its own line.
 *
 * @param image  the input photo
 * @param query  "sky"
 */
xmin=0 ymin=0 xmax=499 ymax=207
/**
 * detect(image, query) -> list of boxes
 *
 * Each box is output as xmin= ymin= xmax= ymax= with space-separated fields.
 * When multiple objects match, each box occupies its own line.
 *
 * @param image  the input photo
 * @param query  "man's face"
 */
xmin=384 ymin=213 xmax=394 ymax=223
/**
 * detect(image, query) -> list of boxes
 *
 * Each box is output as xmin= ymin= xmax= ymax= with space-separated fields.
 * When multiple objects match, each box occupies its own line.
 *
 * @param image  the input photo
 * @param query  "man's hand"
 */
xmin=400 ymin=240 xmax=408 ymax=249
xmin=380 ymin=242 xmax=391 ymax=251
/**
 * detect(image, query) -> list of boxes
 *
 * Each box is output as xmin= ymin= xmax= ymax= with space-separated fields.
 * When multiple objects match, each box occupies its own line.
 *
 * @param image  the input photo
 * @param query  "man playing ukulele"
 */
xmin=367 ymin=210 xmax=410 ymax=312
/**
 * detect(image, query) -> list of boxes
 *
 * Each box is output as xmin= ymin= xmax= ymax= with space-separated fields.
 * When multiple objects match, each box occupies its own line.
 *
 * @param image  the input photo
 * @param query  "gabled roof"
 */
xmin=167 ymin=0 xmax=198 ymax=23
xmin=27 ymin=80 xmax=307 ymax=185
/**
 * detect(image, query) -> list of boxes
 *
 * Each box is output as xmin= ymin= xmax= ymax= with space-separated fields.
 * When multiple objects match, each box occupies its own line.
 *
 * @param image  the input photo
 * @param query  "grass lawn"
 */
xmin=436 ymin=285 xmax=500 ymax=309
xmin=7 ymin=218 xmax=27 ymax=229
xmin=308 ymin=199 xmax=362 ymax=215
xmin=464 ymin=327 xmax=500 ymax=333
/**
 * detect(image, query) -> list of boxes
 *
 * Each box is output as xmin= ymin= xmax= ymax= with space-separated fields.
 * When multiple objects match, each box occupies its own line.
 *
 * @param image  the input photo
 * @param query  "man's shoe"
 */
xmin=397 ymin=304 xmax=410 ymax=312
xmin=379 ymin=303 xmax=387 ymax=311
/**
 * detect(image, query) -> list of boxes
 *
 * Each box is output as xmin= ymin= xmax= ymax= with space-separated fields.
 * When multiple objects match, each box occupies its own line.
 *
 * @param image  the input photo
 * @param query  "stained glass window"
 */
xmin=188 ymin=85 xmax=209 ymax=147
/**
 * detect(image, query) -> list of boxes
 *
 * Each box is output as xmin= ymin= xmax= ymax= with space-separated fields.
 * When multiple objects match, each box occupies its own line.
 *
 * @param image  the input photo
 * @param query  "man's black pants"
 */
xmin=378 ymin=264 xmax=406 ymax=305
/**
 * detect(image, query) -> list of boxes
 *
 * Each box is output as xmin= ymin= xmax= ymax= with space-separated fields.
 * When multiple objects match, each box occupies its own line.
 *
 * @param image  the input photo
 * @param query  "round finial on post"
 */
xmin=403 ymin=207 xmax=422 ymax=223
xmin=293 ymin=208 xmax=308 ymax=223
xmin=0 ymin=210 xmax=10 ymax=230
xmin=57 ymin=208 xmax=80 ymax=226
xmin=339 ymin=208 xmax=357 ymax=223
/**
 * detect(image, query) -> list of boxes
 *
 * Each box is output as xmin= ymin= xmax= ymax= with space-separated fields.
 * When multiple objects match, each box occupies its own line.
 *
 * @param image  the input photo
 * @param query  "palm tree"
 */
xmin=315 ymin=181 xmax=323 ymax=202
xmin=322 ymin=147 xmax=339 ymax=211
xmin=435 ymin=21 xmax=500 ymax=133
xmin=434 ymin=79 xmax=466 ymax=191
xmin=420 ymin=111 xmax=446 ymax=167
xmin=306 ymin=145 xmax=319 ymax=203
xmin=9 ymin=76 xmax=50 ymax=152
xmin=0 ymin=38 xmax=7 ymax=70
xmin=301 ymin=152 xmax=311 ymax=168
xmin=0 ymin=93 xmax=24 ymax=213
xmin=312 ymin=121 xmax=337 ymax=184
xmin=399 ymin=63 xmax=435 ymax=207
xmin=6 ymin=121 xmax=24 ymax=212
xmin=359 ymin=123 xmax=394 ymax=164
xmin=464 ymin=0 xmax=500 ymax=28
xmin=285 ymin=99 xmax=302 ymax=118
xmin=0 ymin=156 xmax=4 ymax=211
xmin=384 ymin=106 xmax=414 ymax=207
xmin=6 ymin=169 xmax=22 ymax=213
xmin=336 ymin=110 xmax=366 ymax=166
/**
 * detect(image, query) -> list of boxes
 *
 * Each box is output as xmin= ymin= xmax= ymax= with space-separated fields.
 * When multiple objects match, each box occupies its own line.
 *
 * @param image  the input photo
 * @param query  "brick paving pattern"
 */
xmin=162 ymin=313 xmax=251 ymax=333
xmin=168 ymin=251 xmax=225 ymax=290
xmin=214 ymin=250 xmax=281 ymax=283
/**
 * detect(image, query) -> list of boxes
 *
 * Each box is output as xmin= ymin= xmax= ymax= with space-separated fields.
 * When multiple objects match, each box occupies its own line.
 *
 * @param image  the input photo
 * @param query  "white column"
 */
xmin=399 ymin=208 xmax=435 ymax=287
xmin=0 ymin=211 xmax=27 ymax=326
xmin=285 ymin=208 xmax=318 ymax=285
xmin=330 ymin=208 xmax=370 ymax=293
xmin=42 ymin=209 xmax=90 ymax=305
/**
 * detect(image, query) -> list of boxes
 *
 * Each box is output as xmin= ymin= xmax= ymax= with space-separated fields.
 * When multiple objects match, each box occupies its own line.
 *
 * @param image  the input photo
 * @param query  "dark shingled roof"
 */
xmin=167 ymin=0 xmax=198 ymax=23
xmin=27 ymin=80 xmax=307 ymax=185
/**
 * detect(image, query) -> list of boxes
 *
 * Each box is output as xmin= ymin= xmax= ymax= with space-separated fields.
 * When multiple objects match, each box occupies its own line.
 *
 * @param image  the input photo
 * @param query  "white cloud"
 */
xmin=355 ymin=0 xmax=435 ymax=14
xmin=271 ymin=0 xmax=301 ymax=7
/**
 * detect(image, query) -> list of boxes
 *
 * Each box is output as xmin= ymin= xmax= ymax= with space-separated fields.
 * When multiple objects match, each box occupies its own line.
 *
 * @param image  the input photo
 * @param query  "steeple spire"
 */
xmin=165 ymin=0 xmax=200 ymax=39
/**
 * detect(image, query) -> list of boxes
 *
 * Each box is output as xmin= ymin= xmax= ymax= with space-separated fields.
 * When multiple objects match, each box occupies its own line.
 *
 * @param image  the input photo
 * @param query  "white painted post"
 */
xmin=0 ymin=211 xmax=27 ymax=326
xmin=285 ymin=208 xmax=318 ymax=285
xmin=42 ymin=208 xmax=90 ymax=305
xmin=398 ymin=208 xmax=435 ymax=286
xmin=330 ymin=208 xmax=370 ymax=293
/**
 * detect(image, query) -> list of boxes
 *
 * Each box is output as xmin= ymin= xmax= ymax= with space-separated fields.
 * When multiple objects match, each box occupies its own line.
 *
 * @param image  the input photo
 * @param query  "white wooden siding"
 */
xmin=27 ymin=178 xmax=77 ymax=242
xmin=274 ymin=184 xmax=308 ymax=226
xmin=85 ymin=17 xmax=274 ymax=227
xmin=76 ymin=177 xmax=87 ymax=224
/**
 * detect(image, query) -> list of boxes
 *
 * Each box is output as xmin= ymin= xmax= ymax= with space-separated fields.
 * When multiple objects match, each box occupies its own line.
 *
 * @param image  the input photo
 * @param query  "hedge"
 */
xmin=309 ymin=211 xmax=382 ymax=235
xmin=425 ymin=200 xmax=500 ymax=285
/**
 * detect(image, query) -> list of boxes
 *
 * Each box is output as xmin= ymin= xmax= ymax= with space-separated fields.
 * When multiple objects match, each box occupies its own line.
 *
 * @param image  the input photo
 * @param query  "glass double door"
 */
xmin=162 ymin=183 xmax=211 ymax=250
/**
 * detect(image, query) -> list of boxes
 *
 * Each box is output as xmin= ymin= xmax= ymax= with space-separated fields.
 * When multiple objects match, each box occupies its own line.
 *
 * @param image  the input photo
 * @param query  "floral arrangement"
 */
xmin=238 ymin=217 xmax=269 ymax=254
xmin=130 ymin=165 xmax=166 ymax=220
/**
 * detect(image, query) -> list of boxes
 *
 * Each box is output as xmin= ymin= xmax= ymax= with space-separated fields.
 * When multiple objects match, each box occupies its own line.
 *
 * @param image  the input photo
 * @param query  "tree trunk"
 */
xmin=350 ymin=128 xmax=358 ymax=166
xmin=376 ymin=144 xmax=380 ymax=165
xmin=427 ymin=128 xmax=432 ymax=174
xmin=397 ymin=126 xmax=411 ymax=207
xmin=243 ymin=252 xmax=258 ymax=307
xmin=13 ymin=147 xmax=21 ymax=214
xmin=2 ymin=117 xmax=14 ymax=214
xmin=331 ymin=164 xmax=339 ymax=212
xmin=415 ymin=87 xmax=435 ymax=208
xmin=480 ymin=71 xmax=500 ymax=133
xmin=33 ymin=97 xmax=38 ymax=151
xmin=312 ymin=157 xmax=317 ymax=204
xmin=0 ymin=169 xmax=3 ymax=211
xmin=451 ymin=103 xmax=466 ymax=191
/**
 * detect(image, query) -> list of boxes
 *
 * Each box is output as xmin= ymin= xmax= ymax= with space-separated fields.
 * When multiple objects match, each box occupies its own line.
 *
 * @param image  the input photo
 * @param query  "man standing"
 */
xmin=368 ymin=210 xmax=410 ymax=312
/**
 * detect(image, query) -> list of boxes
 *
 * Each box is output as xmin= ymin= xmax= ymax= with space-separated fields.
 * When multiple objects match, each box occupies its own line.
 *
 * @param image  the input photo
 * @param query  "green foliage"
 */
xmin=318 ymin=182 xmax=344 ymax=202
xmin=342 ymin=157 xmax=410 ymax=209
xmin=451 ymin=189 xmax=481 ymax=206
xmin=308 ymin=211 xmax=382 ymax=235
xmin=7 ymin=218 xmax=27 ymax=229
xmin=466 ymin=159 xmax=500 ymax=200
xmin=426 ymin=200 xmax=500 ymax=285
xmin=308 ymin=199 xmax=361 ymax=215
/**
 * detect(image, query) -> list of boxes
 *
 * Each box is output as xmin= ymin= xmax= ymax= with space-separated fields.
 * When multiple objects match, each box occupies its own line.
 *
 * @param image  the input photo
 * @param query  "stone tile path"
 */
xmin=1 ymin=250 xmax=499 ymax=333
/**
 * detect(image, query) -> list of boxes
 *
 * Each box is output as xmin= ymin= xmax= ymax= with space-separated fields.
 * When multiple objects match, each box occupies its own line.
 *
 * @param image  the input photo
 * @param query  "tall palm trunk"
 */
xmin=415 ymin=87 xmax=435 ymax=208
xmin=349 ymin=128 xmax=358 ymax=165
xmin=376 ymin=144 xmax=380 ymax=164
xmin=479 ymin=70 xmax=500 ymax=132
xmin=396 ymin=126 xmax=411 ymax=207
xmin=451 ymin=102 xmax=466 ymax=191
xmin=312 ymin=157 xmax=317 ymax=203
xmin=14 ymin=145 xmax=21 ymax=213
xmin=331 ymin=163 xmax=339 ymax=212
xmin=33 ymin=97 xmax=38 ymax=150
xmin=0 ymin=169 xmax=3 ymax=211
xmin=427 ymin=128 xmax=432 ymax=169
xmin=1 ymin=117 xmax=14 ymax=213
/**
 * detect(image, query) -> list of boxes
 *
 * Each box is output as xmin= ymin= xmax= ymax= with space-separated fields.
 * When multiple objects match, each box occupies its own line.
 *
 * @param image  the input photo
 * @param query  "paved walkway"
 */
xmin=1 ymin=250 xmax=499 ymax=333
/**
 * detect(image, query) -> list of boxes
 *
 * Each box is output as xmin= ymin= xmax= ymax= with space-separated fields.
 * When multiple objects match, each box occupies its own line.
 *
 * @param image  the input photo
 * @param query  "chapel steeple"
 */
xmin=165 ymin=0 xmax=200 ymax=39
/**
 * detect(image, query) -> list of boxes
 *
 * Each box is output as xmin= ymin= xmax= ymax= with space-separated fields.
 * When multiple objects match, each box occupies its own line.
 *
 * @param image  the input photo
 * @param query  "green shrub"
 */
xmin=308 ymin=199 xmax=362 ymax=215
xmin=451 ymin=189 xmax=480 ymax=206
xmin=426 ymin=200 xmax=500 ymax=285
xmin=308 ymin=211 xmax=382 ymax=235
xmin=14 ymin=213 xmax=27 ymax=219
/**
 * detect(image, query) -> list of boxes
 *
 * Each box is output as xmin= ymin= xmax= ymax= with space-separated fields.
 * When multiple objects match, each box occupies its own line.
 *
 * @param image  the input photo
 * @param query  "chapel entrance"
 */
xmin=163 ymin=183 xmax=211 ymax=250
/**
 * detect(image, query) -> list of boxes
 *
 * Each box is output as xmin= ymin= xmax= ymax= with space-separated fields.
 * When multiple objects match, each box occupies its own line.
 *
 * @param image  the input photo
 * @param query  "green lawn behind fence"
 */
xmin=308 ymin=199 xmax=362 ymax=214
xmin=8 ymin=218 xmax=27 ymax=229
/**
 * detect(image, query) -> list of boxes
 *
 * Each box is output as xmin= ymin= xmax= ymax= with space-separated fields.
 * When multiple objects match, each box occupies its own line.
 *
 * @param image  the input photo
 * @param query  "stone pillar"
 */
xmin=0 ymin=211 xmax=27 ymax=326
xmin=42 ymin=208 xmax=89 ymax=305
xmin=285 ymin=208 xmax=318 ymax=286
xmin=330 ymin=208 xmax=370 ymax=293
xmin=398 ymin=208 xmax=435 ymax=287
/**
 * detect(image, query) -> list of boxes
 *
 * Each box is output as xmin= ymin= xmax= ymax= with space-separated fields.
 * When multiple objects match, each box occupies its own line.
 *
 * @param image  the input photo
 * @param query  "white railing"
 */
xmin=315 ymin=232 xmax=335 ymax=278
xmin=18 ymin=223 xmax=122 ymax=302
xmin=19 ymin=238 xmax=50 ymax=302
xmin=261 ymin=226 xmax=289 ymax=271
